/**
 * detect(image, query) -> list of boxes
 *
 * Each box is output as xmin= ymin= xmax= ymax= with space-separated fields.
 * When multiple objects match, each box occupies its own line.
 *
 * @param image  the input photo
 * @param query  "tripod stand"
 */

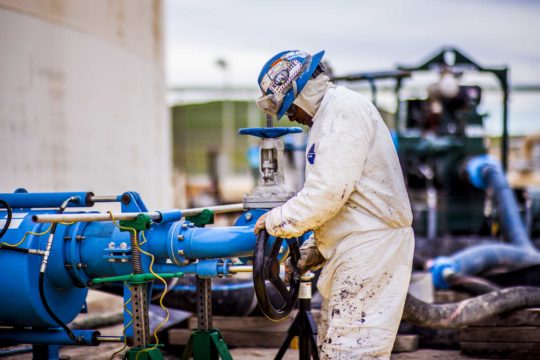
xmin=275 ymin=272 xmax=319 ymax=360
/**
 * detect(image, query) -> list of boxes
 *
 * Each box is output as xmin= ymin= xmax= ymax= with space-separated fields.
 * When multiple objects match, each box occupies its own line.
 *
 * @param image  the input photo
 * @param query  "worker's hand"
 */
xmin=253 ymin=213 xmax=268 ymax=234
xmin=284 ymin=245 xmax=325 ymax=285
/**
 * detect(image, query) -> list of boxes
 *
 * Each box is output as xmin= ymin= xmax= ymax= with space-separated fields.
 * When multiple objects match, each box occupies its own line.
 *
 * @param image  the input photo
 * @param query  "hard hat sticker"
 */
xmin=267 ymin=60 xmax=289 ymax=79
xmin=267 ymin=59 xmax=303 ymax=95
xmin=307 ymin=143 xmax=316 ymax=165
xmin=274 ymin=69 xmax=290 ymax=86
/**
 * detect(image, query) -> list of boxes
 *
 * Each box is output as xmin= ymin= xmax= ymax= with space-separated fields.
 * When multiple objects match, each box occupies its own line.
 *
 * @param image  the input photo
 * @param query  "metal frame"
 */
xmin=396 ymin=47 xmax=510 ymax=171
xmin=332 ymin=47 xmax=510 ymax=171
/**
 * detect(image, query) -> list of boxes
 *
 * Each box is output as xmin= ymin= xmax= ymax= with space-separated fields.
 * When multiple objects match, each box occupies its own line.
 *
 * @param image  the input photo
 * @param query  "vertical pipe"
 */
xmin=266 ymin=114 xmax=274 ymax=128
xmin=483 ymin=164 xmax=532 ymax=249
xmin=427 ymin=186 xmax=438 ymax=241
xmin=129 ymin=284 xmax=149 ymax=348
xmin=501 ymin=69 xmax=509 ymax=172
xmin=394 ymin=77 xmax=402 ymax=133
xmin=196 ymin=277 xmax=213 ymax=331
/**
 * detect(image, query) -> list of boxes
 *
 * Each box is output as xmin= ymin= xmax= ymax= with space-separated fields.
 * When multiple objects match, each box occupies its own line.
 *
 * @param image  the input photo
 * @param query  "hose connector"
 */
xmin=466 ymin=154 xmax=502 ymax=190
xmin=428 ymin=256 xmax=455 ymax=289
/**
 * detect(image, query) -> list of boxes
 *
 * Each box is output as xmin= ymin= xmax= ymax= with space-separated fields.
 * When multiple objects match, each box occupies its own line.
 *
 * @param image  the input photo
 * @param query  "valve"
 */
xmin=253 ymin=229 xmax=301 ymax=321
xmin=239 ymin=127 xmax=303 ymax=209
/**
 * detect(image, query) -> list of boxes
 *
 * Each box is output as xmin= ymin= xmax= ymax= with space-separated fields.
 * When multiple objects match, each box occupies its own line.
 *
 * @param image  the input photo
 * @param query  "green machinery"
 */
xmin=334 ymin=47 xmax=510 ymax=244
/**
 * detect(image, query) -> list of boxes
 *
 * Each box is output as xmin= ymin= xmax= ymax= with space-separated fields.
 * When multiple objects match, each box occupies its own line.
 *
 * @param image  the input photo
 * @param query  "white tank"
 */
xmin=0 ymin=0 xmax=172 ymax=208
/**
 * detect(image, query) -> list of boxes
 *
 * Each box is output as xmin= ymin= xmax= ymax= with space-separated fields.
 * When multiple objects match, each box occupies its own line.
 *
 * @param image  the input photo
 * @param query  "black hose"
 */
xmin=0 ymin=199 xmax=12 ymax=239
xmin=38 ymin=196 xmax=79 ymax=344
xmin=403 ymin=287 xmax=540 ymax=329
xmin=446 ymin=273 xmax=500 ymax=295
xmin=0 ymin=246 xmax=31 ymax=254
xmin=38 ymin=272 xmax=78 ymax=343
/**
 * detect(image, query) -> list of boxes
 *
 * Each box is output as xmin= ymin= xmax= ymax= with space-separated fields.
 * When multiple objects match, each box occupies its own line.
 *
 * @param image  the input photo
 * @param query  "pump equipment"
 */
xmin=0 ymin=127 xmax=304 ymax=360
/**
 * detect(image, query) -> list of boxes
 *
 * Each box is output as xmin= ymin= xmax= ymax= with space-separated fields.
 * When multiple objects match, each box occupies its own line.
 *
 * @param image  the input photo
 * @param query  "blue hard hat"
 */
xmin=257 ymin=50 xmax=325 ymax=120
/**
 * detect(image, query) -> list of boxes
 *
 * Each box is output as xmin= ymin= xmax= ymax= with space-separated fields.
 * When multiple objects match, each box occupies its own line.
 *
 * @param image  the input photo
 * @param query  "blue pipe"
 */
xmin=451 ymin=244 xmax=540 ymax=275
xmin=182 ymin=226 xmax=256 ymax=259
xmin=0 ymin=192 xmax=94 ymax=208
xmin=156 ymin=209 xmax=182 ymax=223
xmin=466 ymin=155 xmax=533 ymax=249
xmin=153 ymin=259 xmax=231 ymax=277
xmin=431 ymin=156 xmax=540 ymax=288
xmin=0 ymin=329 xmax=99 ymax=346
xmin=430 ymin=245 xmax=540 ymax=288
xmin=152 ymin=282 xmax=254 ymax=292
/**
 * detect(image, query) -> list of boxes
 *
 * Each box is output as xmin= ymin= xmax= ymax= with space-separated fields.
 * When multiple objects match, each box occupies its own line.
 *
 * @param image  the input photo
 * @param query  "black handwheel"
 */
xmin=253 ymin=229 xmax=301 ymax=321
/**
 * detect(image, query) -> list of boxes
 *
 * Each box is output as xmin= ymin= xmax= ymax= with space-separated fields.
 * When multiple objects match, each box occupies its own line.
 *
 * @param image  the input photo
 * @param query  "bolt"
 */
xmin=64 ymin=236 xmax=72 ymax=241
xmin=245 ymin=213 xmax=252 ymax=221
xmin=121 ymin=194 xmax=131 ymax=205
xmin=182 ymin=259 xmax=190 ymax=265
xmin=178 ymin=249 xmax=185 ymax=256
xmin=76 ymin=263 xmax=87 ymax=269
xmin=182 ymin=223 xmax=188 ymax=229
xmin=120 ymin=242 xmax=128 ymax=249
xmin=121 ymin=259 xmax=128 ymax=263
xmin=76 ymin=235 xmax=86 ymax=241
xmin=177 ymin=234 xmax=184 ymax=241
xmin=108 ymin=242 xmax=115 ymax=249
xmin=108 ymin=259 xmax=115 ymax=263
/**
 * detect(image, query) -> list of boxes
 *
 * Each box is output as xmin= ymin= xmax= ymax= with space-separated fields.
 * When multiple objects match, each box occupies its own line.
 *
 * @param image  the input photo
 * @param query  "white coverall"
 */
xmin=265 ymin=76 xmax=414 ymax=359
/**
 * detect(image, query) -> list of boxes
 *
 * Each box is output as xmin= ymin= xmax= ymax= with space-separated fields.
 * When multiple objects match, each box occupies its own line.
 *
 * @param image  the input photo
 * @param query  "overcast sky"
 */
xmin=165 ymin=0 xmax=540 ymax=88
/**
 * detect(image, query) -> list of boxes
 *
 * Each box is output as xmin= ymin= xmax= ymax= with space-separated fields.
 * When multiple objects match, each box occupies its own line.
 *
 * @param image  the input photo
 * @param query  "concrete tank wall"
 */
xmin=0 ymin=0 xmax=172 ymax=208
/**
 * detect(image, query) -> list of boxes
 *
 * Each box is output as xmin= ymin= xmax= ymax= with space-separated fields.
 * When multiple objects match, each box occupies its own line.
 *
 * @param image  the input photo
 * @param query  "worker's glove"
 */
xmin=253 ymin=213 xmax=268 ymax=234
xmin=284 ymin=236 xmax=325 ymax=285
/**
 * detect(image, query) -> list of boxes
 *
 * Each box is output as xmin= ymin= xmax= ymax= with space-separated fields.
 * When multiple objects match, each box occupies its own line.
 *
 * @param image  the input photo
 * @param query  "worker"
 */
xmin=253 ymin=50 xmax=415 ymax=359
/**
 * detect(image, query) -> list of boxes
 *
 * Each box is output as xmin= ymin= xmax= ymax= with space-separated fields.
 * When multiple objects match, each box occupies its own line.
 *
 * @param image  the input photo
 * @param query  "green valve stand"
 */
xmin=180 ymin=213 xmax=233 ymax=360
xmin=125 ymin=347 xmax=164 ymax=360
xmin=180 ymin=329 xmax=232 ymax=360
xmin=177 ymin=270 xmax=233 ymax=360
xmin=96 ymin=213 xmax=182 ymax=360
